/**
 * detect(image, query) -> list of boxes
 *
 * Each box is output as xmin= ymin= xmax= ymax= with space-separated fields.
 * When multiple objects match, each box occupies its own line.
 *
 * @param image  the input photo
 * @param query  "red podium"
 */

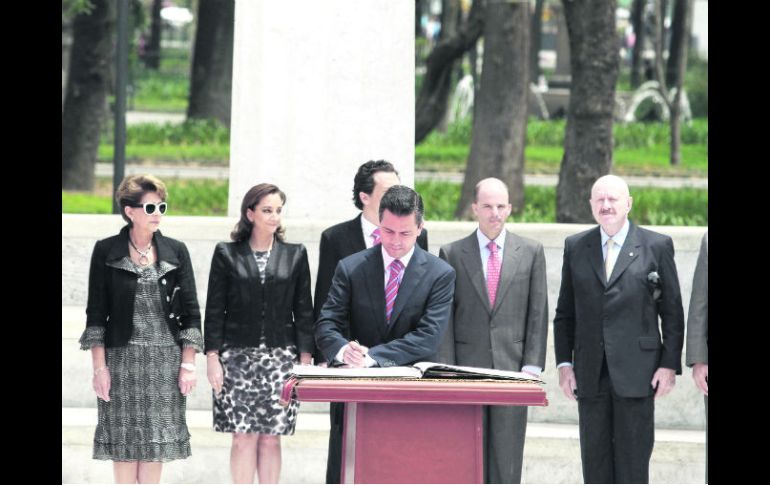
xmin=290 ymin=379 xmax=548 ymax=484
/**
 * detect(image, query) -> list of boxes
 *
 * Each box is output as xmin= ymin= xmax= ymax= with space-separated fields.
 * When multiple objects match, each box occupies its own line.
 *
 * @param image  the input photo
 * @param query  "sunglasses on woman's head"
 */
xmin=129 ymin=202 xmax=168 ymax=215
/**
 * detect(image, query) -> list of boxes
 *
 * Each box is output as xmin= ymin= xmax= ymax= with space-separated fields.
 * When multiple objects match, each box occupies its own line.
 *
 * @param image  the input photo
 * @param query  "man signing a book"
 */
xmin=314 ymin=185 xmax=456 ymax=481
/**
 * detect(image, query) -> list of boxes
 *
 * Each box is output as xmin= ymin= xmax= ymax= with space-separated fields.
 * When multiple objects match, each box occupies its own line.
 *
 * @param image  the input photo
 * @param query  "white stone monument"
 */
xmin=228 ymin=0 xmax=415 ymax=219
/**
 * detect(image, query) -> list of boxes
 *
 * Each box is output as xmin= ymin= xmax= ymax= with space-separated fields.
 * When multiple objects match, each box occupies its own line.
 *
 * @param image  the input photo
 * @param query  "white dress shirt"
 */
xmin=360 ymin=214 xmax=380 ymax=249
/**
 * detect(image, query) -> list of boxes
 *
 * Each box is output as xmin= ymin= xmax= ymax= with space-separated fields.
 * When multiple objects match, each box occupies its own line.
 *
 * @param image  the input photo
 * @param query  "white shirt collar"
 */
xmin=381 ymin=244 xmax=416 ymax=272
xmin=600 ymin=219 xmax=630 ymax=248
xmin=476 ymin=228 xmax=506 ymax=251
xmin=360 ymin=214 xmax=380 ymax=248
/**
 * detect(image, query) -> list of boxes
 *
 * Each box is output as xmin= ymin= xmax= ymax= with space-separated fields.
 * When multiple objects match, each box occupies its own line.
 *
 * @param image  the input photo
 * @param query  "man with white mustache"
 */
xmin=553 ymin=175 xmax=685 ymax=483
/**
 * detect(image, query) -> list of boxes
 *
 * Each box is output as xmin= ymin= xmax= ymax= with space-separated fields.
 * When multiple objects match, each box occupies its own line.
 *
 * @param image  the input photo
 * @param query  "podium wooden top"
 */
xmin=290 ymin=378 xmax=548 ymax=407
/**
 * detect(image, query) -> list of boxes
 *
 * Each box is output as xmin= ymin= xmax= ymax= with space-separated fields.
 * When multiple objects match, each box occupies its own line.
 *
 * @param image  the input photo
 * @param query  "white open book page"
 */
xmin=290 ymin=362 xmax=543 ymax=383
xmin=290 ymin=364 xmax=422 ymax=378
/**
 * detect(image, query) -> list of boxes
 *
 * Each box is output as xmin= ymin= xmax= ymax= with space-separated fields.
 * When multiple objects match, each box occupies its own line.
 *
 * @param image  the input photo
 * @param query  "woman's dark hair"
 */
xmin=115 ymin=174 xmax=168 ymax=226
xmin=230 ymin=183 xmax=287 ymax=242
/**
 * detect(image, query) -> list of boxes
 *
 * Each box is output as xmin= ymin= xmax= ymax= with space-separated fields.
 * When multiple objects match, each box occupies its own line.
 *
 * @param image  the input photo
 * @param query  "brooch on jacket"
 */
xmin=647 ymin=271 xmax=661 ymax=301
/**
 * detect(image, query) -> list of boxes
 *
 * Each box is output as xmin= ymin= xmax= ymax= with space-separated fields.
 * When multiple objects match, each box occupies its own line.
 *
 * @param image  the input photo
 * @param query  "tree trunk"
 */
xmin=62 ymin=0 xmax=115 ymax=190
xmin=144 ymin=0 xmax=162 ymax=69
xmin=665 ymin=0 xmax=687 ymax=87
xmin=530 ymin=0 xmax=544 ymax=84
xmin=455 ymin=1 xmax=529 ymax=218
xmin=440 ymin=0 xmax=460 ymax=40
xmin=415 ymin=0 xmax=485 ymax=144
xmin=469 ymin=41 xmax=480 ymax=114
xmin=553 ymin=3 xmax=571 ymax=80
xmin=667 ymin=0 xmax=692 ymax=166
xmin=630 ymin=0 xmax=645 ymax=88
xmin=62 ymin=13 xmax=74 ymax=111
xmin=652 ymin=0 xmax=667 ymax=90
xmin=436 ymin=0 xmax=462 ymax=132
xmin=416 ymin=0 xmax=423 ymax=37
xmin=186 ymin=0 xmax=235 ymax=127
xmin=556 ymin=0 xmax=619 ymax=223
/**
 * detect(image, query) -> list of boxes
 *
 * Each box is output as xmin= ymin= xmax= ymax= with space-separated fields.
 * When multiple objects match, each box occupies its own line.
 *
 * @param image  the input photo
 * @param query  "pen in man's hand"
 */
xmin=352 ymin=339 xmax=368 ymax=357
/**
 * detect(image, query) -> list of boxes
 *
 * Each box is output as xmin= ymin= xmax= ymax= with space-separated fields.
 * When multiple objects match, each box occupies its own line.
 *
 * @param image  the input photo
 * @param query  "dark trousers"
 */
xmin=577 ymin=358 xmax=655 ymax=484
xmin=325 ymin=402 xmax=345 ymax=483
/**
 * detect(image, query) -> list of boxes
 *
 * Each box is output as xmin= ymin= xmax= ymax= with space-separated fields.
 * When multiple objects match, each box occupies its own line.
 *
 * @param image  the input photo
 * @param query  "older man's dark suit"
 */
xmin=553 ymin=222 xmax=684 ymax=483
xmin=313 ymin=218 xmax=429 ymax=483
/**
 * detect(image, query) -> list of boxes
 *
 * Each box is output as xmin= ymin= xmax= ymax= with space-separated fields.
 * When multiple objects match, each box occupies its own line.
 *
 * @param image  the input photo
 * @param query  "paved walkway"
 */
xmin=126 ymin=111 xmax=185 ymax=125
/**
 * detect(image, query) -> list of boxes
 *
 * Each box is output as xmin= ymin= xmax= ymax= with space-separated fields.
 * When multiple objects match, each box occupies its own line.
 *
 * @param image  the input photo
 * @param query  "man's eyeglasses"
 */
xmin=129 ymin=202 xmax=168 ymax=215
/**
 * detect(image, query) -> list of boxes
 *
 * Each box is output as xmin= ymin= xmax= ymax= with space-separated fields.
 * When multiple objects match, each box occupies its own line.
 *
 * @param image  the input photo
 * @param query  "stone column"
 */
xmin=228 ymin=0 xmax=415 ymax=219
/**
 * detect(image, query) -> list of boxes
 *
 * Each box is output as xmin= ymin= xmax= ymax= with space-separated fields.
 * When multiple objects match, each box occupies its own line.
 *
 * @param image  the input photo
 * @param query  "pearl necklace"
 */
xmin=129 ymin=238 xmax=153 ymax=266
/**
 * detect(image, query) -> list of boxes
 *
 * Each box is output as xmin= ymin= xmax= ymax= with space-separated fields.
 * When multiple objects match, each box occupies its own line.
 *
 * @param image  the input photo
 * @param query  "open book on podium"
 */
xmin=289 ymin=361 xmax=543 ymax=383
xmin=280 ymin=362 xmax=546 ymax=407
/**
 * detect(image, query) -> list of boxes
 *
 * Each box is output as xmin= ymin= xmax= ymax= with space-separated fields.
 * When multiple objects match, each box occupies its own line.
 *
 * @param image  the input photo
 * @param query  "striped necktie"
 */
xmin=372 ymin=228 xmax=381 ymax=246
xmin=385 ymin=259 xmax=404 ymax=324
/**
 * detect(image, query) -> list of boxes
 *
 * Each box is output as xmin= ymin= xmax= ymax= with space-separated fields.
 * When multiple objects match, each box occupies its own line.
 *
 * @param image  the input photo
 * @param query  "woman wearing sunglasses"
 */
xmin=78 ymin=174 xmax=203 ymax=483
xmin=203 ymin=183 xmax=314 ymax=484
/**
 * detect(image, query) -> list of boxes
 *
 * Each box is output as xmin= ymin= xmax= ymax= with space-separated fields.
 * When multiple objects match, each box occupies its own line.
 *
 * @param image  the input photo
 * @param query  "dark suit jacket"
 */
xmin=204 ymin=238 xmax=314 ymax=354
xmin=686 ymin=232 xmax=708 ymax=367
xmin=85 ymin=225 xmax=201 ymax=348
xmin=315 ymin=245 xmax=455 ymax=367
xmin=438 ymin=230 xmax=548 ymax=372
xmin=313 ymin=213 xmax=429 ymax=320
xmin=553 ymin=222 xmax=685 ymax=398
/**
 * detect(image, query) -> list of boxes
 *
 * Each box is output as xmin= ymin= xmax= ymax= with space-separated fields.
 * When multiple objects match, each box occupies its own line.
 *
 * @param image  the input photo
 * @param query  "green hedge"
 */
xmin=98 ymin=144 xmax=230 ymax=162
xmin=64 ymin=179 xmax=707 ymax=226
xmin=420 ymin=118 xmax=708 ymax=149
xmin=102 ymin=119 xmax=230 ymax=145
xmin=685 ymin=53 xmax=708 ymax=118
xmin=62 ymin=179 xmax=229 ymax=216
xmin=415 ymin=143 xmax=708 ymax=176
xmin=128 ymin=46 xmax=191 ymax=112
xmin=415 ymin=181 xmax=707 ymax=226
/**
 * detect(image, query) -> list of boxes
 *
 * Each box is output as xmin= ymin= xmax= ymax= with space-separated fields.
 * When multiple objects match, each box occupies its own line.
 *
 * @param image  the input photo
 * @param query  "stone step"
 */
xmin=62 ymin=407 xmax=705 ymax=484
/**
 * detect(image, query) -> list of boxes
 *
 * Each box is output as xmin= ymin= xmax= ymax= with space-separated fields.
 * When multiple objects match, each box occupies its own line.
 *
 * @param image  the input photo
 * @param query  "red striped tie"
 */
xmin=385 ymin=259 xmax=404 ymax=324
xmin=487 ymin=241 xmax=501 ymax=307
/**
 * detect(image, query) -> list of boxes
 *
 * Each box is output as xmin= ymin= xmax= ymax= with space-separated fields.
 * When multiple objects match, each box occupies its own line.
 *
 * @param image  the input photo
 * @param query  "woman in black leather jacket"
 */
xmin=79 ymin=174 xmax=203 ymax=483
xmin=204 ymin=183 xmax=313 ymax=484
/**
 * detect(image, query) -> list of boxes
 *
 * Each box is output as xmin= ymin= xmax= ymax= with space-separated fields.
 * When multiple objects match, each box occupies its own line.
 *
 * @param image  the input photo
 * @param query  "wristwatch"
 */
xmin=180 ymin=362 xmax=196 ymax=372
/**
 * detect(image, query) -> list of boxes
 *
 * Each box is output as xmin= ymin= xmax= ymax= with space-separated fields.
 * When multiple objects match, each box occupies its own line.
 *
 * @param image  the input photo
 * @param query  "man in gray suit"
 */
xmin=686 ymin=231 xmax=708 ymax=482
xmin=438 ymin=178 xmax=548 ymax=484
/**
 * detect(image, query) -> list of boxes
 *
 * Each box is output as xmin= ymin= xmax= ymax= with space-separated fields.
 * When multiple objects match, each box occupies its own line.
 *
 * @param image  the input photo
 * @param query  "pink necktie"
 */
xmin=385 ymin=259 xmax=404 ymax=324
xmin=487 ymin=241 xmax=501 ymax=307
xmin=372 ymin=228 xmax=381 ymax=246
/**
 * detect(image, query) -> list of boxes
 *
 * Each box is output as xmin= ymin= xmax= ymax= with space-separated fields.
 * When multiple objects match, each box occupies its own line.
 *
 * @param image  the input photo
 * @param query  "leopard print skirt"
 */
xmin=212 ymin=340 xmax=299 ymax=435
